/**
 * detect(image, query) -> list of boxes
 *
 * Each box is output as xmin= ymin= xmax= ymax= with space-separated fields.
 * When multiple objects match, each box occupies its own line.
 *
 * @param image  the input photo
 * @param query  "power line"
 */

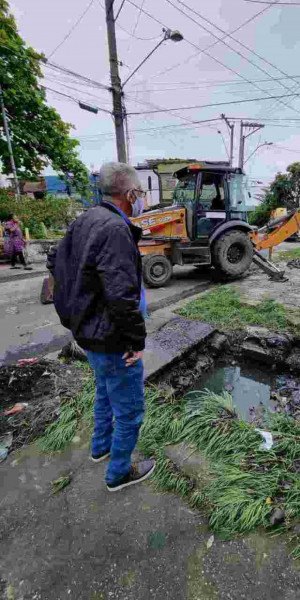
xmin=124 ymin=0 xmax=300 ymax=118
xmin=44 ymin=77 xmax=113 ymax=106
xmin=130 ymin=0 xmax=146 ymax=40
xmin=114 ymin=0 xmax=126 ymax=20
xmin=128 ymin=75 xmax=300 ymax=89
xmin=245 ymin=1 xmax=300 ymax=4
xmin=47 ymin=0 xmax=95 ymax=59
xmin=127 ymin=92 xmax=300 ymax=115
xmin=166 ymin=0 xmax=300 ymax=116
xmin=44 ymin=85 xmax=112 ymax=113
xmin=77 ymin=117 xmax=221 ymax=137
xmin=0 ymin=42 xmax=112 ymax=91
xmin=114 ymin=19 xmax=162 ymax=40
xmin=126 ymin=84 xmax=300 ymax=94
xmin=45 ymin=61 xmax=111 ymax=91
xmin=172 ymin=0 xmax=300 ymax=119
xmin=273 ymin=144 xmax=300 ymax=153
xmin=174 ymin=0 xmax=295 ymax=86
xmin=136 ymin=0 xmax=276 ymax=82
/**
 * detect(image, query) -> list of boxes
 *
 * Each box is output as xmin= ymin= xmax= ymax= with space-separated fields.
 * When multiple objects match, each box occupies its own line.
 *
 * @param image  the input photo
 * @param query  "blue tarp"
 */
xmin=44 ymin=175 xmax=102 ymax=205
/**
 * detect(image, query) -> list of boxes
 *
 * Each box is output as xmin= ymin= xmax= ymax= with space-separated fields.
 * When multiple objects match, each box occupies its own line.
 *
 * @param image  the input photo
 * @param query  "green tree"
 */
xmin=0 ymin=0 xmax=89 ymax=192
xmin=249 ymin=162 xmax=300 ymax=226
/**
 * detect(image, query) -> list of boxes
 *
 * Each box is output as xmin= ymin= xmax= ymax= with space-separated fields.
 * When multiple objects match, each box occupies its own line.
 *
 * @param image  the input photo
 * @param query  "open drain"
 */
xmin=190 ymin=363 xmax=275 ymax=421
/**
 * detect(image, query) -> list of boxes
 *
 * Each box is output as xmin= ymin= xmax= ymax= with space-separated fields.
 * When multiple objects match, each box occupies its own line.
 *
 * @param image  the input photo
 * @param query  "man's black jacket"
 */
xmin=47 ymin=201 xmax=146 ymax=353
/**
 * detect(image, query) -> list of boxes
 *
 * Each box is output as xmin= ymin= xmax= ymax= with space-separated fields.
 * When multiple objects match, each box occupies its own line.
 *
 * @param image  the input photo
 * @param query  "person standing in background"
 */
xmin=4 ymin=214 xmax=32 ymax=270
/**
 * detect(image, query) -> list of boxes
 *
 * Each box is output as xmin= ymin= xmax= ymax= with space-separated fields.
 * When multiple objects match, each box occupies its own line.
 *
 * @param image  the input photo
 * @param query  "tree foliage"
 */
xmin=0 ymin=0 xmax=89 ymax=192
xmin=0 ymin=188 xmax=81 ymax=238
xmin=249 ymin=162 xmax=300 ymax=226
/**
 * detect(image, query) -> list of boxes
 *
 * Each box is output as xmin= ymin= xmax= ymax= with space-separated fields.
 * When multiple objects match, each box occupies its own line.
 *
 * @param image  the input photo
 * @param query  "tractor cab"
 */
xmin=173 ymin=163 xmax=249 ymax=243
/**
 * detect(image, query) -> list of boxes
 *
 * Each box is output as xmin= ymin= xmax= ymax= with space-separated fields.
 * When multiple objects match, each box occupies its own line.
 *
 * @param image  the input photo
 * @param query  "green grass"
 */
xmin=139 ymin=387 xmax=300 ymax=557
xmin=275 ymin=247 xmax=300 ymax=262
xmin=38 ymin=368 xmax=300 ymax=557
xmin=38 ymin=373 xmax=95 ymax=453
xmin=178 ymin=286 xmax=295 ymax=332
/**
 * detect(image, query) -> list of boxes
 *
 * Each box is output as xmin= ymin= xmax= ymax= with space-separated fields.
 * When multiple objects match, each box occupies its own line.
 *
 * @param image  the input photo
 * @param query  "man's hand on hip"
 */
xmin=123 ymin=351 xmax=143 ymax=367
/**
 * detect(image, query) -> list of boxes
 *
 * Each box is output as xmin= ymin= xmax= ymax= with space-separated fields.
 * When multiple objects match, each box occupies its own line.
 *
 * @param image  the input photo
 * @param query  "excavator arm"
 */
xmin=250 ymin=210 xmax=300 ymax=251
xmin=249 ymin=210 xmax=300 ymax=281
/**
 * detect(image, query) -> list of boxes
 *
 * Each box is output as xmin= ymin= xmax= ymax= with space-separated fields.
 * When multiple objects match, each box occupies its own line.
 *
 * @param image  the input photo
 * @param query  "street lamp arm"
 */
xmin=122 ymin=38 xmax=166 ymax=87
xmin=244 ymin=142 xmax=273 ymax=165
xmin=122 ymin=29 xmax=183 ymax=88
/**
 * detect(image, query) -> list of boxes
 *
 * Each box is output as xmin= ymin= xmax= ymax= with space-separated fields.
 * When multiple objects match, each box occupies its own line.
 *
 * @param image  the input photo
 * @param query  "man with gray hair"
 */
xmin=47 ymin=162 xmax=155 ymax=492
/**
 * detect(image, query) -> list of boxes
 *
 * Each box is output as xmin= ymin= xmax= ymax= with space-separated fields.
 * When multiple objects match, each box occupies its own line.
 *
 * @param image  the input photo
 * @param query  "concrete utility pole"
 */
xmin=0 ymin=84 xmax=20 ymax=197
xmin=105 ymin=0 xmax=127 ymax=163
xmin=238 ymin=121 xmax=264 ymax=170
xmin=221 ymin=114 xmax=234 ymax=167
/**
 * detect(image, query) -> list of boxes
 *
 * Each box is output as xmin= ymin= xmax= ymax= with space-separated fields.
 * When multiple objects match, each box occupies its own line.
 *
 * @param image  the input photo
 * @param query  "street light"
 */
xmin=244 ymin=142 xmax=273 ymax=165
xmin=122 ymin=28 xmax=184 ymax=87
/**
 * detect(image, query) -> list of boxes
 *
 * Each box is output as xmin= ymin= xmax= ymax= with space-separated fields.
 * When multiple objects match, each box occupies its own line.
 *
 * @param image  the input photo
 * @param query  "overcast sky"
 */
xmin=9 ymin=0 xmax=300 ymax=188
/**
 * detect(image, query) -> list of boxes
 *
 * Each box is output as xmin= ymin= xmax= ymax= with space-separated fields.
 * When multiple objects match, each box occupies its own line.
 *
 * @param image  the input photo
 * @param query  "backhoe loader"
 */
xmin=132 ymin=162 xmax=300 ymax=287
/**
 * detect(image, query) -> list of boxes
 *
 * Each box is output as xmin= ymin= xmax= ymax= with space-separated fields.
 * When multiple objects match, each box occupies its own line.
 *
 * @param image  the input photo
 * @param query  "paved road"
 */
xmin=0 ymin=266 xmax=212 ymax=365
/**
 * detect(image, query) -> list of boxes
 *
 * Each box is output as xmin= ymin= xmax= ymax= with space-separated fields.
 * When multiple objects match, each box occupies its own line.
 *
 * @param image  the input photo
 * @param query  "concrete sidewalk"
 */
xmin=0 ymin=262 xmax=47 ymax=283
xmin=2 ymin=398 xmax=300 ymax=600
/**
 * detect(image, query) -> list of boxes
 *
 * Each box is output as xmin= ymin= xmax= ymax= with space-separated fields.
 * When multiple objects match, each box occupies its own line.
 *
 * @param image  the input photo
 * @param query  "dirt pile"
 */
xmin=0 ymin=360 xmax=83 ymax=451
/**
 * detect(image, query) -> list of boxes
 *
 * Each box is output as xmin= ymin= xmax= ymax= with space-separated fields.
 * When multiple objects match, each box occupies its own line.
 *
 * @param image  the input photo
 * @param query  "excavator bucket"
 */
xmin=252 ymin=250 xmax=287 ymax=282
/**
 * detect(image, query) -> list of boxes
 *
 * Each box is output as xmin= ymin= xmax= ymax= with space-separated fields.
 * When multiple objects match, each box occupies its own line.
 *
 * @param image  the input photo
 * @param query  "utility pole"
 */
xmin=221 ymin=114 xmax=234 ymax=167
xmin=238 ymin=121 xmax=264 ymax=170
xmin=0 ymin=84 xmax=20 ymax=197
xmin=104 ymin=0 xmax=127 ymax=163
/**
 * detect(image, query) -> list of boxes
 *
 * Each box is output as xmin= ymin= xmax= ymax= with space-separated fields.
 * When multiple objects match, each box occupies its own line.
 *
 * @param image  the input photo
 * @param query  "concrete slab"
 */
xmin=145 ymin=318 xmax=214 ymax=377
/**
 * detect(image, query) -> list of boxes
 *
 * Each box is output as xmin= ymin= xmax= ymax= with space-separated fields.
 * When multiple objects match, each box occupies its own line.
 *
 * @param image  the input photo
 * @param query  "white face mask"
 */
xmin=131 ymin=196 xmax=144 ymax=218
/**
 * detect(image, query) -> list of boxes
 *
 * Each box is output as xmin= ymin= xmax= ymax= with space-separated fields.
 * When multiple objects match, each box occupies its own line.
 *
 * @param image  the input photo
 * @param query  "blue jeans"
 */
xmin=86 ymin=351 xmax=144 ymax=484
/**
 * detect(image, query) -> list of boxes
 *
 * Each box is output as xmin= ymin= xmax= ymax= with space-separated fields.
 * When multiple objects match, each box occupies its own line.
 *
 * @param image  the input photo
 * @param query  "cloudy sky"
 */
xmin=10 ymin=0 xmax=300 ymax=189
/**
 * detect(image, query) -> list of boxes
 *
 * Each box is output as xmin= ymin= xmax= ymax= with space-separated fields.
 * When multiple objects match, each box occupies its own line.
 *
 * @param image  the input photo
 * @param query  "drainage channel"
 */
xmin=153 ymin=329 xmax=300 ymax=422
xmin=190 ymin=362 xmax=275 ymax=421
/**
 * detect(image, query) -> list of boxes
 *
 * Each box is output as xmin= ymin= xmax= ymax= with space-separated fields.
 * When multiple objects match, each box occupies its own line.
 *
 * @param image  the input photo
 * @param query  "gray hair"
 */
xmin=98 ymin=162 xmax=140 ymax=196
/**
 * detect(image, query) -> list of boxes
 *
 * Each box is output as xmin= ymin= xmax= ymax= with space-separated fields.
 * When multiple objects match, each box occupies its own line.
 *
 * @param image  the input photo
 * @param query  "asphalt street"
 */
xmin=0 ymin=266 xmax=212 ymax=365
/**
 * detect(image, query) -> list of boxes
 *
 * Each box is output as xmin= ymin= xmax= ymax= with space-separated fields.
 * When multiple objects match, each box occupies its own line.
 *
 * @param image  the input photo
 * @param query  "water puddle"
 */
xmin=192 ymin=364 xmax=276 ymax=420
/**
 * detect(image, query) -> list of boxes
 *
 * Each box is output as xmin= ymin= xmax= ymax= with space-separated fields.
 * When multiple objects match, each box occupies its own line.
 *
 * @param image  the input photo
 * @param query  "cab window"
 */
xmin=173 ymin=173 xmax=197 ymax=205
xmin=197 ymin=173 xmax=225 ymax=211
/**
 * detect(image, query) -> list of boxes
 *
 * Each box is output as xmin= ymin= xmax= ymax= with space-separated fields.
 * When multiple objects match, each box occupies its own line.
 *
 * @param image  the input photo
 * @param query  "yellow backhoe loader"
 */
xmin=132 ymin=162 xmax=300 ymax=287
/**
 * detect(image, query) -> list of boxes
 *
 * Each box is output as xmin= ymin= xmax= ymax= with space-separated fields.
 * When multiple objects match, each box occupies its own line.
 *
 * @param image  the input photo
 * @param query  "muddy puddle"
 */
xmin=190 ymin=362 xmax=300 ymax=421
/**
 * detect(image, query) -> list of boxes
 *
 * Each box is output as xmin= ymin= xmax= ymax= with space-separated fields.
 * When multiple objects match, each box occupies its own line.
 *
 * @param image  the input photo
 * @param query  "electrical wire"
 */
xmin=47 ymin=0 xmax=95 ymax=59
xmin=174 ymin=0 xmax=297 ymax=88
xmin=130 ymin=0 xmax=146 ymax=40
xmin=115 ymin=20 xmax=162 ymax=41
xmin=165 ymin=0 xmax=300 ymax=116
xmin=114 ymin=0 xmax=126 ymax=20
xmin=128 ymin=75 xmax=300 ymax=90
xmin=44 ymin=77 xmax=113 ymax=106
xmin=124 ymin=0 xmax=300 ymax=118
xmin=217 ymin=130 xmax=230 ymax=159
xmin=135 ymin=0 xmax=277 ymax=82
xmin=44 ymin=86 xmax=112 ymax=113
xmin=45 ymin=61 xmax=111 ymax=91
xmin=77 ymin=117 xmax=221 ymax=138
xmin=0 ymin=42 xmax=112 ymax=91
xmin=273 ymin=144 xmax=300 ymax=153
xmin=127 ymin=92 xmax=300 ymax=115
xmin=245 ymin=1 xmax=300 ymax=4
xmin=172 ymin=0 xmax=300 ymax=119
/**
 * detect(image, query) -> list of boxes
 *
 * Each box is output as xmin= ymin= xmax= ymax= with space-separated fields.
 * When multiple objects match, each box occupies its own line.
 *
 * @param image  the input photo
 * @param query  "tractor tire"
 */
xmin=142 ymin=254 xmax=173 ymax=288
xmin=212 ymin=230 xmax=253 ymax=278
